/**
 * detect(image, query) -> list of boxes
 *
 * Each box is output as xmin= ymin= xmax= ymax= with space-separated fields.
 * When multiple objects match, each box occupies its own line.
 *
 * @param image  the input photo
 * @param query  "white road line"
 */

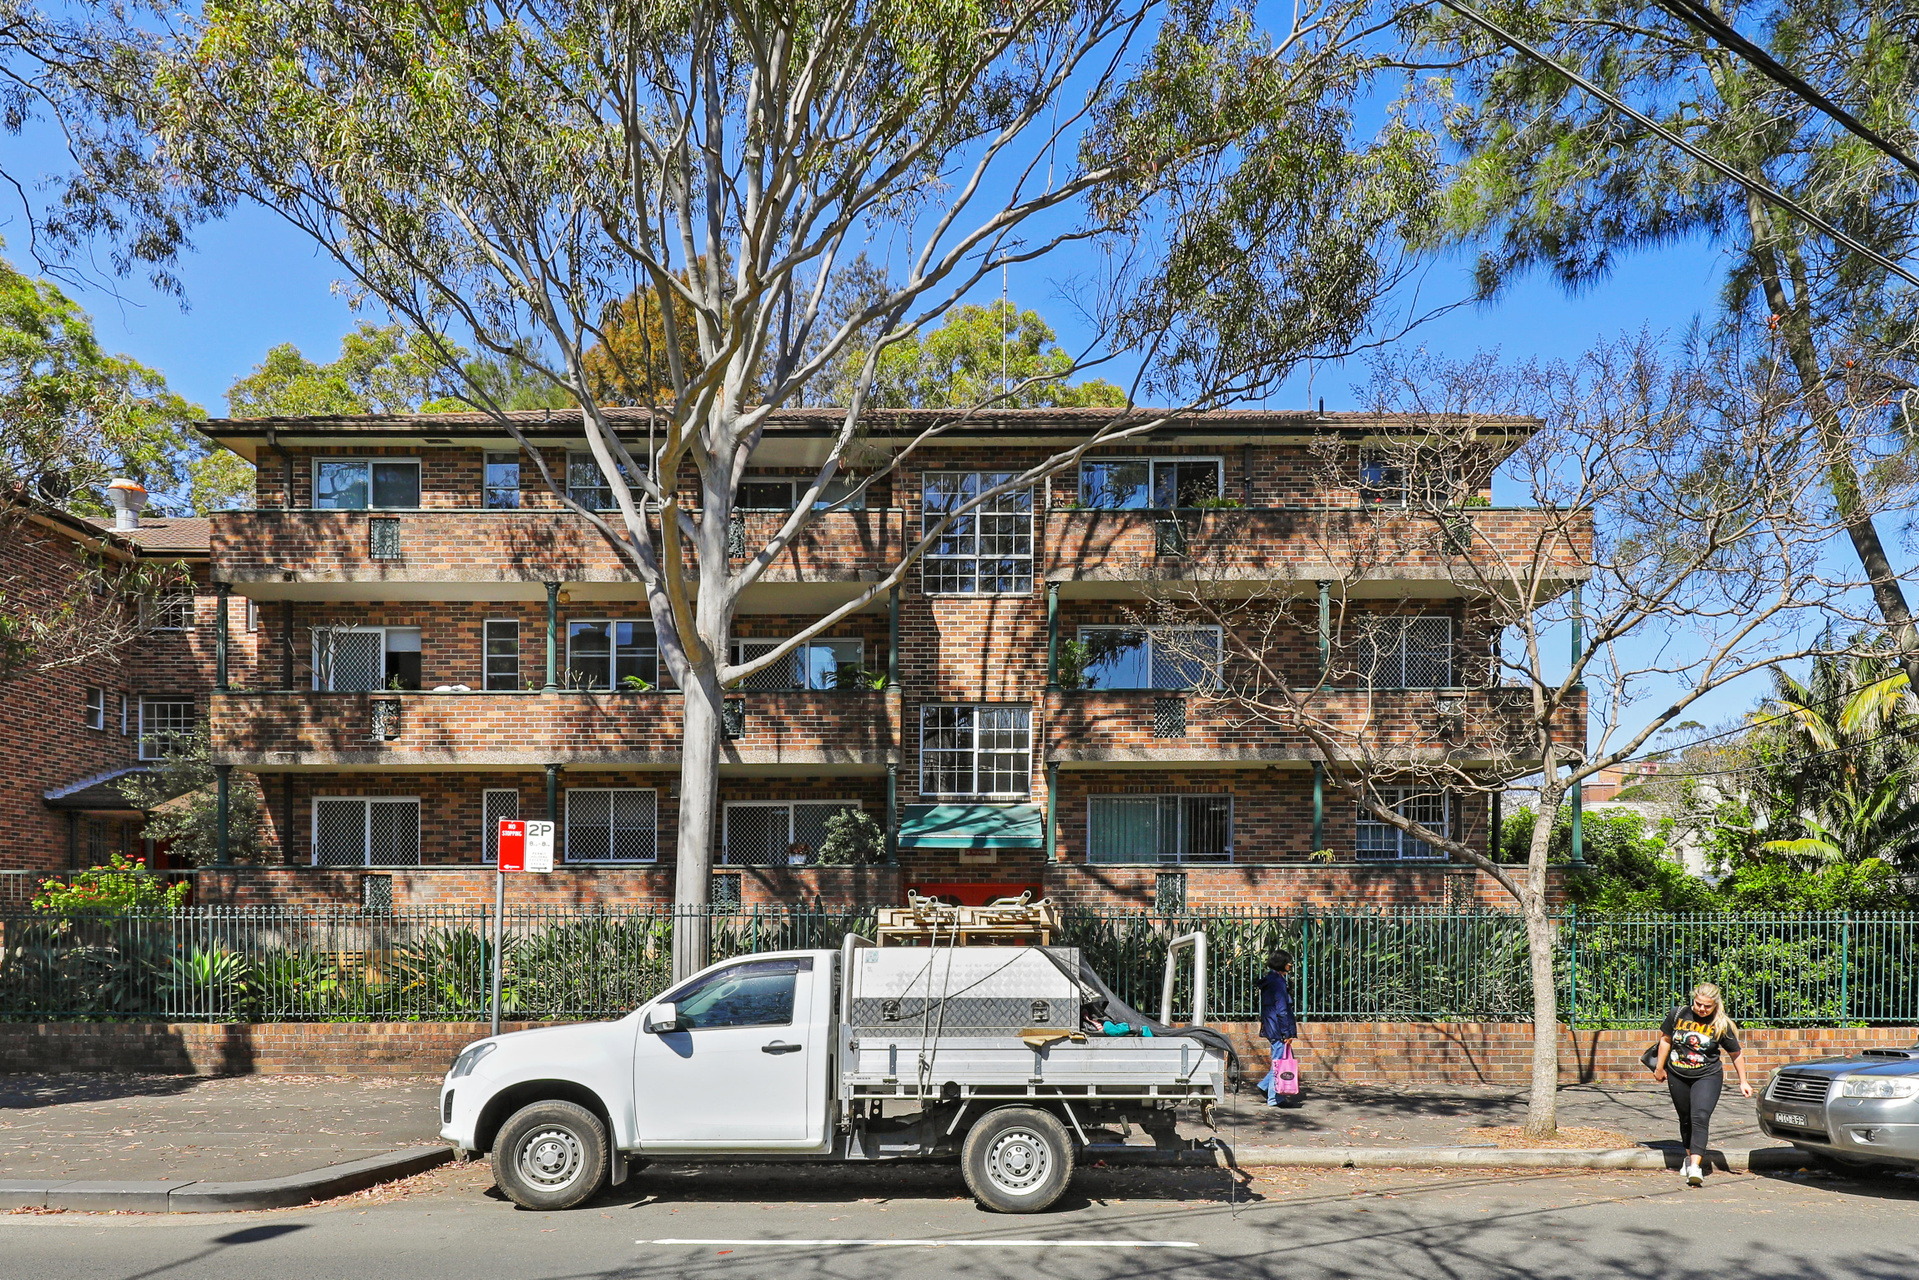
xmin=641 ymin=1238 xmax=1200 ymax=1248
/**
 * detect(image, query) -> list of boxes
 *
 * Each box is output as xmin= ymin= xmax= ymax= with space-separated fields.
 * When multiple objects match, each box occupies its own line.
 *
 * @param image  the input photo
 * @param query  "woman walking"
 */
xmin=1653 ymin=983 xmax=1754 ymax=1186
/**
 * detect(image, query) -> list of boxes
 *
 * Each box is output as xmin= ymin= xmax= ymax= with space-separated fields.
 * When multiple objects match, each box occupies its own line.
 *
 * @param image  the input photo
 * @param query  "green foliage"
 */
xmin=509 ymin=917 xmax=671 ymax=1017
xmin=1717 ymin=859 xmax=1908 ymax=912
xmin=866 ymin=302 xmax=1126 ymax=409
xmin=814 ymin=808 xmax=884 ymax=866
xmin=1053 ymin=638 xmax=1093 ymax=691
xmin=226 ymin=322 xmax=465 ymax=418
xmin=120 ymin=727 xmax=264 ymax=866
xmin=31 ymin=852 xmax=188 ymax=916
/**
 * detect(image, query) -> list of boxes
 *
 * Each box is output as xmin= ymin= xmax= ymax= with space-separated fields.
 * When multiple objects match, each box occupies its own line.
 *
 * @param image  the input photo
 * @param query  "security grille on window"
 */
xmin=138 ymin=698 xmax=196 ymax=760
xmin=312 ymin=797 xmax=422 ymax=866
xmin=565 ymin=620 xmax=657 ymax=689
xmin=145 ymin=594 xmax=196 ymax=630
xmin=368 ymin=517 xmax=402 ymax=560
xmin=1077 ymin=627 xmax=1220 ymax=690
xmin=1078 ymin=458 xmax=1222 ymax=509
xmin=711 ymin=873 xmax=742 ymax=912
xmin=482 ymin=789 xmax=520 ymax=861
xmin=367 ymin=698 xmax=402 ymax=740
xmin=1357 ymin=617 xmax=1454 ymax=688
xmin=566 ymin=451 xmax=614 ymax=509
xmin=483 ymin=620 xmax=521 ymax=690
xmin=920 ymin=705 xmax=1031 ymax=796
xmin=1356 ymin=789 xmax=1450 ymax=861
xmin=314 ymin=459 xmax=420 ymax=509
xmin=83 ymin=687 xmax=106 ymax=730
xmin=312 ymin=627 xmax=423 ymax=691
xmin=1087 ymin=795 xmax=1232 ymax=864
xmin=723 ymin=801 xmax=859 ymax=866
xmin=721 ymin=699 xmax=746 ymax=739
xmin=1152 ymin=697 xmax=1187 ymax=739
xmin=730 ymin=638 xmax=863 ymax=691
xmin=484 ymin=452 xmax=522 ymax=509
xmin=921 ymin=472 xmax=1033 ymax=594
xmin=361 ymin=874 xmax=394 ymax=914
xmin=565 ymin=788 xmax=657 ymax=862
xmin=1154 ymin=872 xmax=1188 ymax=913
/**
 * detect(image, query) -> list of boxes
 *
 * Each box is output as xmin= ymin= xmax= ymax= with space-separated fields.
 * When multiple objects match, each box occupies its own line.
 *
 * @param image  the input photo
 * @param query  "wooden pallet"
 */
xmin=873 ymin=891 xmax=1060 ymax=946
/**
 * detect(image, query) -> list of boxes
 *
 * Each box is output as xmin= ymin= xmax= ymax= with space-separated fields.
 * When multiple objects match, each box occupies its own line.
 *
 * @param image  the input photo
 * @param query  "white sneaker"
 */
xmin=1684 ymin=1158 xmax=1703 ymax=1186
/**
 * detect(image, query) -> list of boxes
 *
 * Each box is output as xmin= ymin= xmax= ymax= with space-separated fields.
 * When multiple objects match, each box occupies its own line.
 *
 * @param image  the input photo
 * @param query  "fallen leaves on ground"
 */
xmin=1465 ymin=1126 xmax=1641 ymax=1150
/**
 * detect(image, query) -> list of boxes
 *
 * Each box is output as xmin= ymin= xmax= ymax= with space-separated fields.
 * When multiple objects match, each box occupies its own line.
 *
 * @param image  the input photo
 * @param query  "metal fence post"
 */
xmin=1567 ymin=904 xmax=1579 ymax=1031
xmin=1839 ymin=910 xmax=1852 ymax=1026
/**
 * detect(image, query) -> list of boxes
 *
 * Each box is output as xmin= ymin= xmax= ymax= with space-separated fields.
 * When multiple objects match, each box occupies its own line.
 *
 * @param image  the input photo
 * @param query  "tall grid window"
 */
xmin=313 ymin=797 xmax=421 ymax=866
xmin=1076 ymin=626 xmax=1221 ymax=690
xmin=83 ymin=687 xmax=106 ymax=730
xmin=1356 ymin=789 xmax=1450 ymax=861
xmin=1087 ymin=795 xmax=1233 ymax=864
xmin=483 ymin=620 xmax=521 ymax=690
xmin=921 ymin=472 xmax=1033 ymax=594
xmin=484 ymin=452 xmax=522 ymax=508
xmin=1357 ymin=616 xmax=1454 ymax=688
xmin=138 ymin=698 xmax=196 ymax=760
xmin=723 ymin=801 xmax=860 ymax=865
xmin=482 ymin=788 xmax=521 ymax=862
xmin=566 ymin=620 xmax=657 ymax=689
xmin=565 ymin=787 xmax=658 ymax=862
xmin=919 ymin=705 xmax=1031 ymax=797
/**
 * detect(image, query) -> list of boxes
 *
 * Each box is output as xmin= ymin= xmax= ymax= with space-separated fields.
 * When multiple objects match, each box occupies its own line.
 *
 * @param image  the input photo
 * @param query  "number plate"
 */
xmin=1774 ymin=1112 xmax=1808 ymax=1127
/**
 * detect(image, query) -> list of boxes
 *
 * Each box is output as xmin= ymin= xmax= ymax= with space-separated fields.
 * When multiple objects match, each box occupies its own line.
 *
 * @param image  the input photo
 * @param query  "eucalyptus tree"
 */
xmin=142 ymin=0 xmax=1439 ymax=974
xmin=1398 ymin=0 xmax=1919 ymax=679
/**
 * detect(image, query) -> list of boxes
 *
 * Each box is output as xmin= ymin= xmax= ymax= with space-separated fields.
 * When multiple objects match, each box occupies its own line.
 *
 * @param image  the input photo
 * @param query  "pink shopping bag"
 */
xmin=1271 ymin=1043 xmax=1300 ymax=1096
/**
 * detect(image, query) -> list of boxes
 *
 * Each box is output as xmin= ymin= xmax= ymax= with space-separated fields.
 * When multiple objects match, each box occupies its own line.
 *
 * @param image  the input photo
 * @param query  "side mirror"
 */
xmin=646 ymin=1002 xmax=683 ymax=1033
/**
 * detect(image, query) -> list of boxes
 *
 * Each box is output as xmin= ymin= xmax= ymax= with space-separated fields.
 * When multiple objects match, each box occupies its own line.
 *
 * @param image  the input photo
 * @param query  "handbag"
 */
xmin=1272 ymin=1043 xmax=1301 ymax=1096
xmin=1641 ymin=1043 xmax=1662 ymax=1073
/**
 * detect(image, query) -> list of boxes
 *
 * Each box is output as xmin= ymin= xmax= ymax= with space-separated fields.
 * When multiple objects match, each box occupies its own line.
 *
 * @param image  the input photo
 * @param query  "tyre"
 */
xmin=490 ymin=1100 xmax=609 ymax=1211
xmin=960 ymin=1106 xmax=1075 ymax=1214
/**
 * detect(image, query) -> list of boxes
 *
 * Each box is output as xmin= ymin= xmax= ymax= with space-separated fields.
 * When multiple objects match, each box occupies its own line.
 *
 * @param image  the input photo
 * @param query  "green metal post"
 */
xmin=545 ymin=763 xmax=560 ymax=824
xmin=1298 ymin=903 xmax=1312 ymax=1020
xmin=1839 ymin=910 xmax=1852 ymax=1024
xmin=214 ymin=764 xmax=232 ymax=866
xmin=1316 ymin=581 xmax=1331 ymax=677
xmin=1569 ymin=582 xmax=1584 ymax=683
xmin=1570 ymin=778 xmax=1584 ymax=866
xmin=885 ymin=763 xmax=899 ymax=865
xmin=1489 ymin=785 xmax=1503 ymax=862
xmin=1044 ymin=762 xmax=1059 ymax=863
xmin=544 ymin=581 xmax=561 ymax=691
xmin=1045 ymin=581 xmax=1061 ymax=689
xmin=1311 ymin=762 xmax=1324 ymax=855
xmin=214 ymin=582 xmax=231 ymax=692
xmin=887 ymin=584 xmax=900 ymax=690
xmin=1567 ymin=903 xmax=1579 ymax=1030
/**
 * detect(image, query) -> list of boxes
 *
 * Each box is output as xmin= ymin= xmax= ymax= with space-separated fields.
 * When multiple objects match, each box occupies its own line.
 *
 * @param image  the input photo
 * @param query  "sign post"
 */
xmin=490 ymin=818 xmax=555 ymax=1035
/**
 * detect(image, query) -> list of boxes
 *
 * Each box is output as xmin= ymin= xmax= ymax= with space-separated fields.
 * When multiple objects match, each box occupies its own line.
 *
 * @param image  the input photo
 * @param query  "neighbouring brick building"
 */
xmin=187 ymin=407 xmax=1588 ymax=911
xmin=0 ymin=493 xmax=260 ymax=905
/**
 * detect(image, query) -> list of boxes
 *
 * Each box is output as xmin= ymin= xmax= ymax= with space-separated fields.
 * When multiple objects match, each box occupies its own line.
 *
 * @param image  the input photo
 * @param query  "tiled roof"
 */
xmin=81 ymin=516 xmax=212 ymax=554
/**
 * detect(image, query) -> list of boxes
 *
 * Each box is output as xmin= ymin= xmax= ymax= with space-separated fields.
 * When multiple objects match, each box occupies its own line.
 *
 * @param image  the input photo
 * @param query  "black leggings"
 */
xmin=1667 ymin=1071 xmax=1724 ymax=1156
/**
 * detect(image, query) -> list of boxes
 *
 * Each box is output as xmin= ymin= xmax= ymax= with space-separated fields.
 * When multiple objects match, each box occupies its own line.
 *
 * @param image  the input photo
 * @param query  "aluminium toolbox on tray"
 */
xmin=846 ymin=946 xmax=1083 ymax=1036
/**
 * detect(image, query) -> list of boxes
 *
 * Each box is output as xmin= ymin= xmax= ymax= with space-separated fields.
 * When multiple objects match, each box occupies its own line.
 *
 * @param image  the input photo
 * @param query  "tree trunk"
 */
xmin=673 ymin=669 xmax=723 ymax=980
xmin=1521 ymin=901 xmax=1560 ymax=1139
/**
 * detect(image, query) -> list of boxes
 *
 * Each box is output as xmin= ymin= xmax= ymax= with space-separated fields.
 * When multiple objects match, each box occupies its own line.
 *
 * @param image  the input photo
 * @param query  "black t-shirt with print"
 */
xmin=1661 ymin=1006 xmax=1740 ymax=1077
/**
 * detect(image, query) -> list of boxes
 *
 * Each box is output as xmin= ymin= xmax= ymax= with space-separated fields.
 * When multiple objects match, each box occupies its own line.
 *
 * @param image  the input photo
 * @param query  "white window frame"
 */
xmin=310 ymin=796 xmax=422 ymax=867
xmin=311 ymin=457 xmax=422 ymax=510
xmin=721 ymin=800 xmax=862 ymax=866
xmin=1077 ymin=456 xmax=1224 ymax=509
xmin=1357 ymin=615 xmax=1455 ymax=689
xmin=918 ymin=704 xmax=1032 ymax=798
xmin=730 ymin=638 xmax=864 ymax=691
xmin=483 ymin=619 xmax=522 ymax=691
xmin=143 ymin=593 xmax=196 ymax=631
xmin=310 ymin=625 xmax=424 ymax=692
xmin=563 ymin=786 xmax=659 ymax=863
xmin=1086 ymin=794 xmax=1234 ymax=865
xmin=1356 ymin=788 xmax=1451 ymax=862
xmin=137 ymin=697 xmax=196 ymax=760
xmin=120 ymin=693 xmax=131 ymax=735
xmin=83 ymin=687 xmax=106 ymax=730
xmin=483 ymin=451 xmax=522 ymax=509
xmin=482 ymin=788 xmax=521 ymax=862
xmin=1074 ymin=625 xmax=1222 ymax=690
xmin=919 ymin=471 xmax=1034 ymax=595
xmin=564 ymin=618 xmax=658 ymax=690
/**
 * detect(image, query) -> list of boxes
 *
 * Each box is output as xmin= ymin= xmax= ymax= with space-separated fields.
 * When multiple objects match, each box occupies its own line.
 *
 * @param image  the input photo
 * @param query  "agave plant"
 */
xmin=511 ymin=917 xmax=670 ymax=1019
xmin=165 ymin=948 xmax=256 ymax=1021
xmin=388 ymin=929 xmax=493 ymax=1017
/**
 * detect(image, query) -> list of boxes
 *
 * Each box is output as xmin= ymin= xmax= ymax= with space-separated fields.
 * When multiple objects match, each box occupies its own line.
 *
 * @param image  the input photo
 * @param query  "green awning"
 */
xmin=897 ymin=803 xmax=1044 ymax=849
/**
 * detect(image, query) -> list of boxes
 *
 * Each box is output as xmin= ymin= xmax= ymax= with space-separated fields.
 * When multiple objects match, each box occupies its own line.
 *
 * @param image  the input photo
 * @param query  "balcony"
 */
xmin=1042 ymin=507 xmax=1591 ymax=596
xmin=1043 ymin=685 xmax=1585 ymax=766
xmin=211 ymin=688 xmax=899 ymax=771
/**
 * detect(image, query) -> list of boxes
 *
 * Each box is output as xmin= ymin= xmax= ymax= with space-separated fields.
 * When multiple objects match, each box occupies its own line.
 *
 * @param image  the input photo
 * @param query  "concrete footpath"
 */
xmin=1 ymin=1074 xmax=1805 ymax=1213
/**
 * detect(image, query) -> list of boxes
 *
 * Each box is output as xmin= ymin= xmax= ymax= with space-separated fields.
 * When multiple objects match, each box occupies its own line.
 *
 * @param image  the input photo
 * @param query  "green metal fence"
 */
xmin=2 ymin=907 xmax=1916 ymax=1027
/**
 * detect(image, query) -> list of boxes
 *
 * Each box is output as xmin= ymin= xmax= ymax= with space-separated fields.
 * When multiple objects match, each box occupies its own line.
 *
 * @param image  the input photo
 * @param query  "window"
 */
xmin=566 ymin=451 xmax=617 ymax=509
xmin=83 ymin=687 xmax=106 ymax=730
xmin=484 ymin=620 xmax=521 ymax=691
xmin=921 ymin=472 xmax=1033 ymax=594
xmin=312 ymin=627 xmax=423 ymax=691
xmin=737 ymin=476 xmax=866 ymax=510
xmin=1087 ymin=795 xmax=1232 ymax=864
xmin=138 ymin=698 xmax=196 ymax=760
xmin=566 ymin=620 xmax=657 ymax=689
xmin=120 ymin=694 xmax=130 ymax=735
xmin=1359 ymin=450 xmax=1466 ymax=507
xmin=1357 ymin=789 xmax=1450 ymax=861
xmin=1357 ymin=452 xmax=1406 ymax=505
xmin=565 ymin=787 xmax=657 ymax=862
xmin=484 ymin=452 xmax=522 ymax=509
xmin=313 ymin=459 xmax=421 ymax=509
xmin=245 ymin=599 xmax=259 ymax=632
xmin=723 ymin=801 xmax=860 ymax=865
xmin=661 ymin=957 xmax=805 ymax=1030
xmin=1078 ymin=457 xmax=1222 ymax=509
xmin=1076 ymin=626 xmax=1220 ymax=690
xmin=1356 ymin=616 xmax=1454 ymax=688
xmin=482 ymin=788 xmax=520 ymax=862
xmin=730 ymin=638 xmax=863 ymax=691
xmin=920 ymin=705 xmax=1031 ymax=797
xmin=312 ymin=797 xmax=422 ymax=866
xmin=144 ymin=594 xmax=196 ymax=630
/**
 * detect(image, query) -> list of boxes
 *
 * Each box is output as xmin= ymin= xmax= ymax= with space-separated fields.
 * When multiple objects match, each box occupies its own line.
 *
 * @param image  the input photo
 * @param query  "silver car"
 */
xmin=1756 ymin=1042 xmax=1919 ymax=1171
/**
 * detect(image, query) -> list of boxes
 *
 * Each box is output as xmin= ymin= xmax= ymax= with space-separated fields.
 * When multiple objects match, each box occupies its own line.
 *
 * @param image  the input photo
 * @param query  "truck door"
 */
xmin=632 ymin=955 xmax=825 ymax=1150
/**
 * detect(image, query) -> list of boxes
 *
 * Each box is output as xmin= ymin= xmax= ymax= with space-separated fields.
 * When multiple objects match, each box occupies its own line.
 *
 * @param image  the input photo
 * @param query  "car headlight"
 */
xmin=449 ymin=1042 xmax=497 ymax=1079
xmin=1840 ymin=1077 xmax=1918 ymax=1099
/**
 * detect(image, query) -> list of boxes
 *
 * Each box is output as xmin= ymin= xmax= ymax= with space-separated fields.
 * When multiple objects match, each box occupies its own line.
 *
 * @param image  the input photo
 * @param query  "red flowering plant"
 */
xmin=32 ymin=852 xmax=188 ymax=918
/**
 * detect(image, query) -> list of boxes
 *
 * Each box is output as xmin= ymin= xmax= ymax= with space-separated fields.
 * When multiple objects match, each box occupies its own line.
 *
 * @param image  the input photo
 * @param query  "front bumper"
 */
xmin=1757 ymin=1094 xmax=1919 ymax=1166
xmin=439 ymin=1076 xmax=484 ymax=1151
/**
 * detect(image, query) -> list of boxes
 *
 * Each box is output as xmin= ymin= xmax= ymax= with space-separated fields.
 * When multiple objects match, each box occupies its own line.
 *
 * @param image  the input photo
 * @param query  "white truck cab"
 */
xmin=442 ymin=937 xmax=1225 ymax=1213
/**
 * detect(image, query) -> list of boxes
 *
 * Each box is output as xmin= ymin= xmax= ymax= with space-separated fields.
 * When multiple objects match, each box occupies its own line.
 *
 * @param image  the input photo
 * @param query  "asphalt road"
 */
xmin=2 ymin=1158 xmax=1915 ymax=1280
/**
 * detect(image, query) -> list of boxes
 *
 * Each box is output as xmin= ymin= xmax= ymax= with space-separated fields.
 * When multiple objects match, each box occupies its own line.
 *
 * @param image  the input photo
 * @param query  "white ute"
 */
xmin=440 ymin=933 xmax=1227 ymax=1213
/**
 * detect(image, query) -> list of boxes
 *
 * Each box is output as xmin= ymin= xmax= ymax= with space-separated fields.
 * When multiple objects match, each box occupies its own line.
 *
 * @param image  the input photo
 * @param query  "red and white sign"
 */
xmin=496 ymin=819 xmax=556 ymax=873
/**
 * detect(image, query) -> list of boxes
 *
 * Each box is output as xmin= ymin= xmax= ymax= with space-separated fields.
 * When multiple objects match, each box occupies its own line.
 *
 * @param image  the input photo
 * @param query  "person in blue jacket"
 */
xmin=1258 ymin=951 xmax=1299 ymax=1107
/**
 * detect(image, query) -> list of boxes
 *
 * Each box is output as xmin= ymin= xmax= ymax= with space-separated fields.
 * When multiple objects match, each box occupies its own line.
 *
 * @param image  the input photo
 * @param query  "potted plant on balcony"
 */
xmin=814 ymin=809 xmax=884 ymax=866
xmin=617 ymin=674 xmax=654 ymax=693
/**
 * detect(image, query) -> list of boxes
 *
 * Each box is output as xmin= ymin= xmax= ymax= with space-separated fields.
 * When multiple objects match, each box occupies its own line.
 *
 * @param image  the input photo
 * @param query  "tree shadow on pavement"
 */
xmin=0 ymin=1073 xmax=206 ymax=1111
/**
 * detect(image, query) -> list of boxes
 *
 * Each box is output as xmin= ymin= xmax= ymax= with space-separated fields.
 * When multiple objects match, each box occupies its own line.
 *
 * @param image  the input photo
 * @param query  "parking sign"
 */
xmin=497 ymin=819 xmax=555 ymax=873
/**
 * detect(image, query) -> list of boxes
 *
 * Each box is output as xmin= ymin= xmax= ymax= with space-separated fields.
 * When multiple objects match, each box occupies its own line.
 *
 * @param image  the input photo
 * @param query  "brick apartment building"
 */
xmin=179 ymin=407 xmax=1587 ymax=912
xmin=0 ymin=494 xmax=259 ymax=904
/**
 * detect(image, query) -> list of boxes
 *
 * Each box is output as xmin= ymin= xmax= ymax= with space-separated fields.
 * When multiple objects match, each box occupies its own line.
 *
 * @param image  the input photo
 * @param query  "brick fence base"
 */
xmin=4 ymin=1020 xmax=1915 ymax=1082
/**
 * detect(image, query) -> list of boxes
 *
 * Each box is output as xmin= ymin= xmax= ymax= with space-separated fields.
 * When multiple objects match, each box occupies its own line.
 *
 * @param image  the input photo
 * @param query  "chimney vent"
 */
xmin=105 ymin=479 xmax=149 ymax=531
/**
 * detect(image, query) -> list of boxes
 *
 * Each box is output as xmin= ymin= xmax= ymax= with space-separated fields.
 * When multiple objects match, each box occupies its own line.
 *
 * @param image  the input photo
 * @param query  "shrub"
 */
xmin=32 ymin=853 xmax=188 ymax=917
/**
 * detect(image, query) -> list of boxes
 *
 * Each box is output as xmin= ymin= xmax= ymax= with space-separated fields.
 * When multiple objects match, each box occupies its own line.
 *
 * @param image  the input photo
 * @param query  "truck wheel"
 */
xmin=961 ymin=1106 xmax=1075 ymax=1214
xmin=491 ymin=1100 xmax=609 ymax=1211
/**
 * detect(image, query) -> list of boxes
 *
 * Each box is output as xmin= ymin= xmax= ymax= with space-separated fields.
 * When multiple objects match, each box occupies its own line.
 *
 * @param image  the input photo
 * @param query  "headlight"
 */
xmin=449 ymin=1042 xmax=497 ymax=1079
xmin=1841 ymin=1077 xmax=1918 ymax=1099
